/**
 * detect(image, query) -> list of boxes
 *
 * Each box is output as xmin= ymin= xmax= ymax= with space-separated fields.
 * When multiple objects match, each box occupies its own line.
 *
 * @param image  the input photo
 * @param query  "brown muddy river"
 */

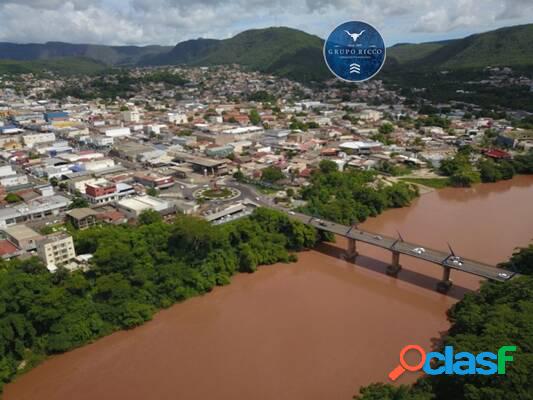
xmin=5 ymin=176 xmax=533 ymax=400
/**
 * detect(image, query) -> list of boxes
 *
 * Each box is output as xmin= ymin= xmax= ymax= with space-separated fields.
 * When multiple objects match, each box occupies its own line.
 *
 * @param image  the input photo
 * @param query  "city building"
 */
xmin=66 ymin=208 xmax=99 ymax=230
xmin=116 ymin=195 xmax=174 ymax=219
xmin=84 ymin=179 xmax=135 ymax=205
xmin=37 ymin=233 xmax=77 ymax=270
xmin=2 ymin=224 xmax=43 ymax=251
xmin=22 ymin=132 xmax=56 ymax=148
xmin=0 ymin=195 xmax=71 ymax=228
xmin=133 ymin=173 xmax=174 ymax=189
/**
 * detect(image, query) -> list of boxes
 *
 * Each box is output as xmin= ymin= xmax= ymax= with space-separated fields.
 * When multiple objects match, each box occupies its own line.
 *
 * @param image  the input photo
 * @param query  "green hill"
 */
xmin=387 ymin=41 xmax=451 ymax=64
xmin=392 ymin=24 xmax=533 ymax=70
xmin=0 ymin=57 xmax=108 ymax=75
xmin=144 ymin=23 xmax=533 ymax=81
xmin=142 ymin=27 xmax=330 ymax=81
xmin=1 ymin=23 xmax=533 ymax=80
xmin=0 ymin=42 xmax=171 ymax=66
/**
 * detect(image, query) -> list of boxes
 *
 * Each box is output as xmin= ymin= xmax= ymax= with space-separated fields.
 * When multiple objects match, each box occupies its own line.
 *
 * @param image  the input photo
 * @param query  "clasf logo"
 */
xmin=388 ymin=345 xmax=516 ymax=381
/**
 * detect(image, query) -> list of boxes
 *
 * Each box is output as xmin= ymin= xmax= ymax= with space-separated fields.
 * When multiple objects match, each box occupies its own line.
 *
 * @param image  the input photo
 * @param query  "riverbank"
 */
xmin=5 ymin=176 xmax=533 ymax=400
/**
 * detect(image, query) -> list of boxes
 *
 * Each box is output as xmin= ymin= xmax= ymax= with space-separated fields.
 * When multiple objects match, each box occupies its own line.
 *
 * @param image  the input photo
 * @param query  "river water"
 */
xmin=5 ymin=176 xmax=533 ymax=400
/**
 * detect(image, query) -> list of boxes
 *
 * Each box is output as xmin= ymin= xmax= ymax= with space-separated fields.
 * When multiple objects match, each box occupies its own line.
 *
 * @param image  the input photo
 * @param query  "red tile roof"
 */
xmin=0 ymin=240 xmax=19 ymax=256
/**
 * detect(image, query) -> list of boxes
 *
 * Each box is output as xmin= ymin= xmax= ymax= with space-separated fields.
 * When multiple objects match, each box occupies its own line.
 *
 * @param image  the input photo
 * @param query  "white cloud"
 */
xmin=0 ymin=0 xmax=530 ymax=45
xmin=412 ymin=0 xmax=533 ymax=33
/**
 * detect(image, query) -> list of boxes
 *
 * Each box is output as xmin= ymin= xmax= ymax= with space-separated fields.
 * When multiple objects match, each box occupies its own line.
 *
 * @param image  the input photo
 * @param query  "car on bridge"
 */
xmin=449 ymin=256 xmax=464 ymax=266
xmin=412 ymin=247 xmax=426 ymax=255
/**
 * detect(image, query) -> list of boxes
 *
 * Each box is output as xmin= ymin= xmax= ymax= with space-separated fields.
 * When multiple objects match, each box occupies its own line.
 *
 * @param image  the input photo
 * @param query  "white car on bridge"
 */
xmin=412 ymin=247 xmax=426 ymax=255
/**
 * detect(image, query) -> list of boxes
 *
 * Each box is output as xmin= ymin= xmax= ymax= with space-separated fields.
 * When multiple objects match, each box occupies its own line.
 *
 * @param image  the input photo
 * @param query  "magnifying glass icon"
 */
xmin=388 ymin=345 xmax=426 ymax=381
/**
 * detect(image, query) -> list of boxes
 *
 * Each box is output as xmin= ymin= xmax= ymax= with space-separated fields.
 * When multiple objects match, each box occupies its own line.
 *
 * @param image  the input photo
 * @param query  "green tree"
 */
xmin=379 ymin=122 xmax=394 ymax=135
xmin=4 ymin=193 xmax=22 ymax=204
xmin=478 ymin=159 xmax=502 ymax=182
xmin=319 ymin=159 xmax=338 ymax=174
xmin=146 ymin=187 xmax=158 ymax=197
xmin=261 ymin=166 xmax=284 ymax=183
xmin=68 ymin=196 xmax=89 ymax=209
xmin=501 ymin=245 xmax=533 ymax=275
xmin=233 ymin=170 xmax=245 ymax=182
xmin=249 ymin=109 xmax=261 ymax=125
xmin=138 ymin=210 xmax=163 ymax=225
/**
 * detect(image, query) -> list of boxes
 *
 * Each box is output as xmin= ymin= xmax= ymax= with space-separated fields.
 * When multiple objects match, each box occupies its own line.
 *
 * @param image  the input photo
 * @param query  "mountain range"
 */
xmin=0 ymin=23 xmax=532 ymax=80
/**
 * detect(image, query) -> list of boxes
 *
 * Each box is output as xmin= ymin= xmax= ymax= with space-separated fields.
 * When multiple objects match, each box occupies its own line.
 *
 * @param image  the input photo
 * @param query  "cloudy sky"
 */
xmin=0 ymin=0 xmax=531 ymax=46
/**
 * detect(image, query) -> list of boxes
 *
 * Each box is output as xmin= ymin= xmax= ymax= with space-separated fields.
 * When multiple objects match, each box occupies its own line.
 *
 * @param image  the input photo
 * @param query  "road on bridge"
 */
xmin=229 ymin=180 xmax=519 ymax=284
xmin=287 ymin=211 xmax=518 ymax=283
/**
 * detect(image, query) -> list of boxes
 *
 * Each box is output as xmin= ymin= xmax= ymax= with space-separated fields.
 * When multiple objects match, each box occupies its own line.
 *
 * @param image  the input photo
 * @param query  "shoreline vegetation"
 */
xmin=354 ymin=245 xmax=533 ymax=400
xmin=396 ymin=150 xmax=533 ymax=191
xmin=0 ymin=165 xmax=420 ymax=394
xmin=297 ymin=160 xmax=420 ymax=226
xmin=0 ymin=208 xmax=317 ymax=393
xmin=0 ymin=171 xmax=530 ymax=398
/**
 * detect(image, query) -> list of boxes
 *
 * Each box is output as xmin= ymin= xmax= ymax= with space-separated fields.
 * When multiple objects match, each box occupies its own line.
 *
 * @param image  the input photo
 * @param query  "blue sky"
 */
xmin=0 ymin=0 xmax=531 ymax=46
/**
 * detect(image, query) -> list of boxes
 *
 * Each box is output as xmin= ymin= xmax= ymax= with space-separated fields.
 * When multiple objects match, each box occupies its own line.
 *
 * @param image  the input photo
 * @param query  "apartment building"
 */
xmin=37 ymin=233 xmax=76 ymax=268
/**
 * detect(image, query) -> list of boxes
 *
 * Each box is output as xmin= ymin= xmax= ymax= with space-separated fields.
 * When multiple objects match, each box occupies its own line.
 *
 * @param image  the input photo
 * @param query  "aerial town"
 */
xmin=0 ymin=64 xmax=531 ymax=271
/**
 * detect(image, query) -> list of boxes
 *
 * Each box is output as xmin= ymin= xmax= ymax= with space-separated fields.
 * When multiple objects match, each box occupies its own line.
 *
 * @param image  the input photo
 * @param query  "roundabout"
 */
xmin=193 ymin=186 xmax=241 ymax=201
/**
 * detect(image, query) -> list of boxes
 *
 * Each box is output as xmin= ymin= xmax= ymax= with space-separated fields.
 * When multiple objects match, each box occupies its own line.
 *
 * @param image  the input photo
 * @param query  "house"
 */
xmin=2 ymin=224 xmax=43 ymax=251
xmin=484 ymin=149 xmax=511 ymax=160
xmin=66 ymin=208 xmax=98 ymax=230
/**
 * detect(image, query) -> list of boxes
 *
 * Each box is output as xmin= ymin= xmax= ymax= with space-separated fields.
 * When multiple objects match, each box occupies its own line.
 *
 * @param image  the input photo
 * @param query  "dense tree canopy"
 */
xmin=440 ymin=149 xmax=532 ymax=187
xmin=299 ymin=167 xmax=418 ymax=224
xmin=439 ymin=152 xmax=481 ymax=187
xmin=513 ymin=151 xmax=533 ymax=174
xmin=477 ymin=158 xmax=515 ymax=183
xmin=0 ymin=209 xmax=317 ymax=392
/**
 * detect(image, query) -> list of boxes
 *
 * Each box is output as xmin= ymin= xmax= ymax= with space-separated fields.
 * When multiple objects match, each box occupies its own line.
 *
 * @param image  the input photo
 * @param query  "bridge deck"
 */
xmin=288 ymin=211 xmax=518 ymax=283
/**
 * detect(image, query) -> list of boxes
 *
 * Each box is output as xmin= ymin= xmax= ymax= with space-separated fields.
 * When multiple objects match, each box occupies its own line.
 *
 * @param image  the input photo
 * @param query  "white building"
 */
xmin=37 ymin=233 xmax=76 ymax=270
xmin=145 ymin=124 xmax=167 ymax=135
xmin=0 ymin=195 xmax=71 ymax=228
xmin=84 ymin=159 xmax=116 ymax=172
xmin=0 ymin=165 xmax=15 ymax=178
xmin=168 ymin=113 xmax=188 ymax=124
xmin=91 ymin=136 xmax=114 ymax=147
xmin=116 ymin=195 xmax=173 ymax=219
xmin=358 ymin=110 xmax=383 ymax=122
xmin=339 ymin=141 xmax=383 ymax=154
xmin=22 ymin=132 xmax=56 ymax=148
xmin=0 ymin=174 xmax=29 ymax=188
xmin=122 ymin=110 xmax=141 ymax=123
xmin=104 ymin=127 xmax=131 ymax=138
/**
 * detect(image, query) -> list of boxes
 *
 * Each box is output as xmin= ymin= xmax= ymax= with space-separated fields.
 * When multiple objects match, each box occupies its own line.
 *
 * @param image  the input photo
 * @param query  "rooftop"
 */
xmin=3 ymin=224 xmax=42 ymax=241
xmin=66 ymin=208 xmax=98 ymax=220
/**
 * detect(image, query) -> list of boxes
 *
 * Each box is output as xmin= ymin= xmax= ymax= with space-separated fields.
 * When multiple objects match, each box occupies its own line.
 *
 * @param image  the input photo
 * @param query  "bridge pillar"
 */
xmin=437 ymin=266 xmax=453 ymax=293
xmin=346 ymin=238 xmax=358 ymax=260
xmin=386 ymin=251 xmax=402 ymax=277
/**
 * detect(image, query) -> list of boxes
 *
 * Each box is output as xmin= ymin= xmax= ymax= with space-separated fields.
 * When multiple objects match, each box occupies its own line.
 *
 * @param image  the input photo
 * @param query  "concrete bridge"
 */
xmin=286 ymin=211 xmax=519 ymax=293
